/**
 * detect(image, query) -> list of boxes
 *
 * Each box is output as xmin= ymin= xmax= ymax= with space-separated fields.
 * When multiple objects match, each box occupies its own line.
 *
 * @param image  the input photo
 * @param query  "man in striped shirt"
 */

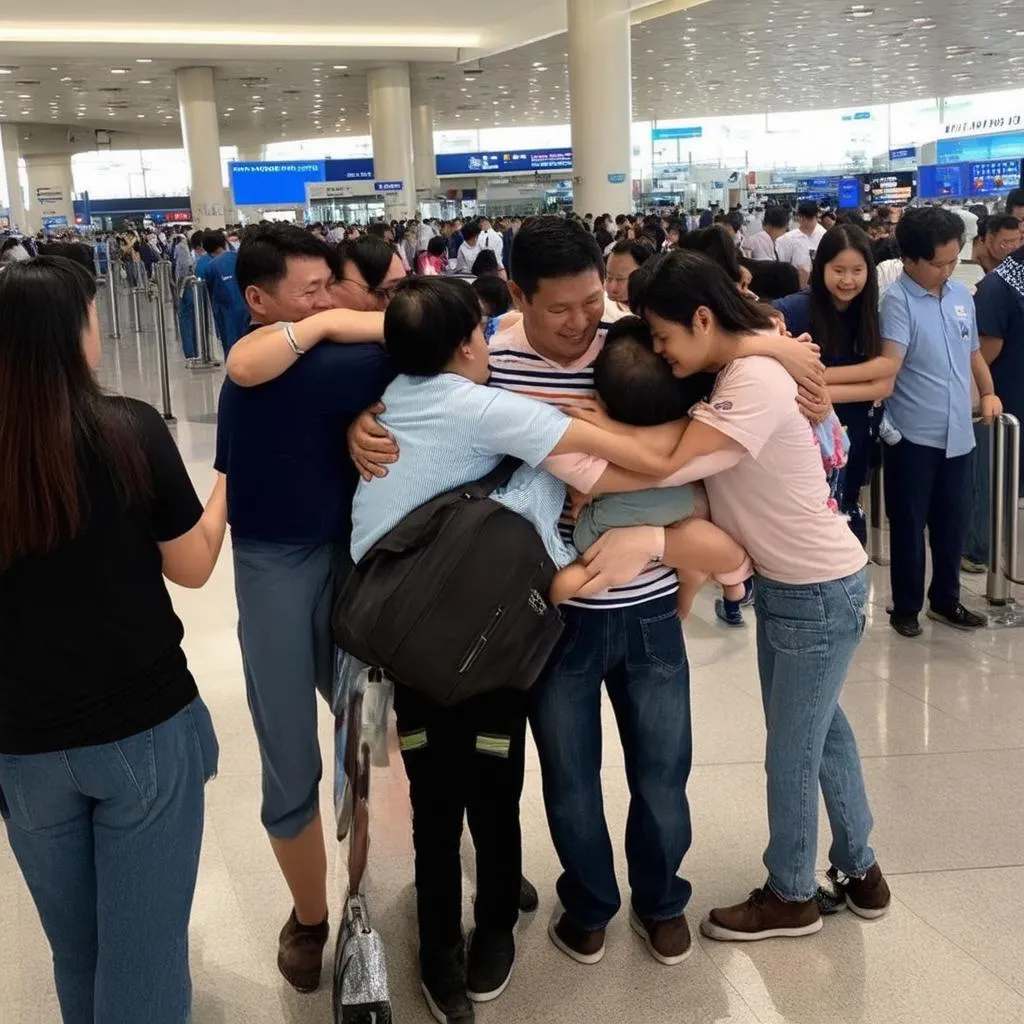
xmin=351 ymin=216 xmax=695 ymax=967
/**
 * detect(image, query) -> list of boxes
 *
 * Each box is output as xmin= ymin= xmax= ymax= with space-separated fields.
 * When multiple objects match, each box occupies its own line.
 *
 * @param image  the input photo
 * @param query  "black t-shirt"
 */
xmin=0 ymin=398 xmax=203 ymax=754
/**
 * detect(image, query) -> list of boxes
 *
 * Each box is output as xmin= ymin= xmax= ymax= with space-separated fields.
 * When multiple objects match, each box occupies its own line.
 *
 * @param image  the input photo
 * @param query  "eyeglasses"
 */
xmin=339 ymin=277 xmax=398 ymax=301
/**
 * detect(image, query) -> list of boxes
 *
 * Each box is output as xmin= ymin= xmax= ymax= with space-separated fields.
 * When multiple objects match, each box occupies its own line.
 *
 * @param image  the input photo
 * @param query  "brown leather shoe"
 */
xmin=278 ymin=909 xmax=329 ymax=992
xmin=700 ymin=886 xmax=822 ymax=942
xmin=629 ymin=909 xmax=693 ymax=965
xmin=833 ymin=863 xmax=892 ymax=920
xmin=548 ymin=912 xmax=606 ymax=965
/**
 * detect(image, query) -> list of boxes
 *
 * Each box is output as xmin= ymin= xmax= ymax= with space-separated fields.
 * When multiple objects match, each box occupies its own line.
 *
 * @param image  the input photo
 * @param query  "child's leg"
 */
xmin=662 ymin=518 xmax=751 ymax=619
xmin=394 ymin=683 xmax=468 ymax=962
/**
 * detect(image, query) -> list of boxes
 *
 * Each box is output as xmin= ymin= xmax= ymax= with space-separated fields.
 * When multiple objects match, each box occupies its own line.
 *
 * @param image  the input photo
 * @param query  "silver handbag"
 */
xmin=332 ymin=730 xmax=393 ymax=1023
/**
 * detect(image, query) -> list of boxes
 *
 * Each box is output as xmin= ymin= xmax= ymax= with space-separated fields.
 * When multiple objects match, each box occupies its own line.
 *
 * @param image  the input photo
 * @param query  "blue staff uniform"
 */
xmin=880 ymin=271 xmax=979 ymax=617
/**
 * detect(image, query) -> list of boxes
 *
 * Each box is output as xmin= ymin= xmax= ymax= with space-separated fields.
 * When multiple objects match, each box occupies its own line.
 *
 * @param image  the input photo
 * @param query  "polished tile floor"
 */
xmin=4 ymin=308 xmax=1024 ymax=1024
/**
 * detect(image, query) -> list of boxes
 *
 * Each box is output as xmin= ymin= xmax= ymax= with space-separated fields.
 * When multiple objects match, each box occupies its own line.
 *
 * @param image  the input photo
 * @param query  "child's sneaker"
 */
xmin=739 ymin=578 xmax=755 ymax=607
xmin=715 ymin=597 xmax=745 ymax=627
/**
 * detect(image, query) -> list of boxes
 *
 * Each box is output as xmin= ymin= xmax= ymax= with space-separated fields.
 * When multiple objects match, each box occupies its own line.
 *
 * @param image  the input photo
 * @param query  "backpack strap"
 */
xmin=463 ymin=455 xmax=523 ymax=499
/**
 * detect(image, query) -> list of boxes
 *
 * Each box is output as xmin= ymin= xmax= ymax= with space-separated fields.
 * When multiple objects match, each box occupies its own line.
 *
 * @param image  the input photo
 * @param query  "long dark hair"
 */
xmin=630 ymin=250 xmax=775 ymax=406
xmin=678 ymin=226 xmax=742 ymax=283
xmin=0 ymin=257 xmax=150 ymax=570
xmin=630 ymin=249 xmax=775 ymax=334
xmin=809 ymin=225 xmax=881 ymax=361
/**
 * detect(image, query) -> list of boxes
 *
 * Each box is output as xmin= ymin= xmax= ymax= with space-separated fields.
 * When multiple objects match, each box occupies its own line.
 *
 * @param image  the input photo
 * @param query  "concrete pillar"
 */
xmin=567 ymin=0 xmax=632 ymax=215
xmin=175 ymin=67 xmax=226 ymax=230
xmin=367 ymin=64 xmax=416 ymax=220
xmin=0 ymin=124 xmax=27 ymax=233
xmin=24 ymin=153 xmax=75 ymax=234
xmin=412 ymin=101 xmax=438 ymax=196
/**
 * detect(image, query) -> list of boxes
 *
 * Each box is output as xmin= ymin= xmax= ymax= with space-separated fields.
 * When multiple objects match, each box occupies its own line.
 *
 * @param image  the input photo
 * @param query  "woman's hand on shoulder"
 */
xmin=773 ymin=332 xmax=824 ymax=387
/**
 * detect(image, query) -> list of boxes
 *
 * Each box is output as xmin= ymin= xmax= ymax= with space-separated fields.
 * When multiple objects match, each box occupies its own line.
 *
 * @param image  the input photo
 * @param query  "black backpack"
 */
xmin=333 ymin=457 xmax=565 ymax=706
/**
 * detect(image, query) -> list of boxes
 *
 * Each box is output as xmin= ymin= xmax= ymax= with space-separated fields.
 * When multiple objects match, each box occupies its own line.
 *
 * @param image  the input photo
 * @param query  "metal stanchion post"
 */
xmin=129 ymin=285 xmax=143 ymax=334
xmin=867 ymin=464 xmax=889 ymax=566
xmin=152 ymin=262 xmax=175 ymax=423
xmin=985 ymin=414 xmax=1024 ymax=626
xmin=105 ymin=245 xmax=121 ymax=340
xmin=186 ymin=276 xmax=220 ymax=368
xmin=987 ymin=417 xmax=1009 ymax=605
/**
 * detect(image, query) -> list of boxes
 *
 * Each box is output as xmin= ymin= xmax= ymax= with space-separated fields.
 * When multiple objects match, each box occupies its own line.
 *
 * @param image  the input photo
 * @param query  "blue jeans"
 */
xmin=754 ymin=571 xmax=875 ymax=901
xmin=528 ymin=594 xmax=692 ymax=930
xmin=965 ymin=422 xmax=991 ymax=565
xmin=0 ymin=698 xmax=219 ymax=1023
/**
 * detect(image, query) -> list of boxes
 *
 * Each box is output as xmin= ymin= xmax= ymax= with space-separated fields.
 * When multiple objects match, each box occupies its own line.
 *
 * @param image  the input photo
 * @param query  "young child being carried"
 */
xmin=546 ymin=317 xmax=752 ymax=618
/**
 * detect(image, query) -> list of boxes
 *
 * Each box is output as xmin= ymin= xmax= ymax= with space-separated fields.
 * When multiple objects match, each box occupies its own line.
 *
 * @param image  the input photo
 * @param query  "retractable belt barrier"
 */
xmin=865 ymin=414 xmax=1022 ymax=627
xmin=180 ymin=275 xmax=221 ymax=369
xmin=151 ymin=261 xmax=175 ymax=423
xmin=985 ymin=414 xmax=1022 ymax=616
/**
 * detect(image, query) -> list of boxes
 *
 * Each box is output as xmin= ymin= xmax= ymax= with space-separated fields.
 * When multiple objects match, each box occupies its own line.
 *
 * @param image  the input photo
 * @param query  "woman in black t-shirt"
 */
xmin=0 ymin=256 xmax=228 ymax=1023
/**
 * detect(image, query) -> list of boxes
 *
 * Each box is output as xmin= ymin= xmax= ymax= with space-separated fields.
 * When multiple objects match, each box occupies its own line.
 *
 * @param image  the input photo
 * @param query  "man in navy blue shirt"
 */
xmin=215 ymin=225 xmax=393 ymax=994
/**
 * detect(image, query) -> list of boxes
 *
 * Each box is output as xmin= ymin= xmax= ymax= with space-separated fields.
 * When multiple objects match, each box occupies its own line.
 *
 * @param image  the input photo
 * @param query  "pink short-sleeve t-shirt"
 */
xmin=690 ymin=355 xmax=867 ymax=585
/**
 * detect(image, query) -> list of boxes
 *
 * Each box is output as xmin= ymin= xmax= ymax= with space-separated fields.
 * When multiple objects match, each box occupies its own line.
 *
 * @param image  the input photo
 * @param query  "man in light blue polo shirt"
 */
xmin=880 ymin=206 xmax=1003 ymax=638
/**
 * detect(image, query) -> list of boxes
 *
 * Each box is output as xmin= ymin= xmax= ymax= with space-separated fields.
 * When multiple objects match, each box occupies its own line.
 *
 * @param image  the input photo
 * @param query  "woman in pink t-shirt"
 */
xmin=632 ymin=250 xmax=890 ymax=943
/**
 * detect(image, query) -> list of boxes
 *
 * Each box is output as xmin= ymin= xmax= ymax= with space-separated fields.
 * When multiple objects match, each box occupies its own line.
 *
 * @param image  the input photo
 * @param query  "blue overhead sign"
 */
xmin=889 ymin=146 xmax=917 ymax=161
xmin=652 ymin=126 xmax=703 ymax=141
xmin=841 ymin=111 xmax=872 ymax=121
xmin=374 ymin=180 xmax=404 ymax=192
xmin=229 ymin=160 xmax=326 ymax=205
xmin=435 ymin=148 xmax=574 ymax=176
xmin=937 ymin=130 xmax=1024 ymax=165
xmin=607 ymin=172 xmax=627 ymax=184
xmin=324 ymin=157 xmax=375 ymax=181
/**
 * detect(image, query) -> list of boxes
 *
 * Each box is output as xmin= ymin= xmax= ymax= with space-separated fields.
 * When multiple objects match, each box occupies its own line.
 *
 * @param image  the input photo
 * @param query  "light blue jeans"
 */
xmin=754 ymin=570 xmax=875 ymax=901
xmin=0 ymin=698 xmax=219 ymax=1024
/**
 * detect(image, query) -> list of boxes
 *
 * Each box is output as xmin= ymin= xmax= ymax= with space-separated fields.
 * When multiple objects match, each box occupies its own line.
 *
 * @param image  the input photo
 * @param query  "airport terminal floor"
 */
xmin=3 ymin=318 xmax=1023 ymax=1024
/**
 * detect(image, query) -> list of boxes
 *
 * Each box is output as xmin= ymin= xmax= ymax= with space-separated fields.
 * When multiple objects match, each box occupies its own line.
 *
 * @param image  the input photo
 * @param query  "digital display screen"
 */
xmin=229 ymin=160 xmax=327 ymax=205
xmin=435 ymin=149 xmax=574 ymax=176
xmin=968 ymin=159 xmax=1022 ymax=196
xmin=917 ymin=164 xmax=970 ymax=198
xmin=864 ymin=171 xmax=916 ymax=206
xmin=838 ymin=177 xmax=865 ymax=209
xmin=936 ymin=130 xmax=1024 ymax=165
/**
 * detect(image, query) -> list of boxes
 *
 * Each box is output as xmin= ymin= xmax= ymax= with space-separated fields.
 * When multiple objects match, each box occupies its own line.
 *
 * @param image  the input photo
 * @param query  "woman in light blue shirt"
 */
xmin=350 ymin=276 xmax=707 ymax=1022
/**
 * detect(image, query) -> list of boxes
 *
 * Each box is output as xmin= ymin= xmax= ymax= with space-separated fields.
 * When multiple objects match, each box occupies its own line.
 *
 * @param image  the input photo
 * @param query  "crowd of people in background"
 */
xmin=1 ymin=181 xmax=1023 ymax=1023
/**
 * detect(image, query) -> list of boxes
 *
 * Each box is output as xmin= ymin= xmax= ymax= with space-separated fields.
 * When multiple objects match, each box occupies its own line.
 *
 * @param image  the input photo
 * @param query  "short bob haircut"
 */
xmin=384 ymin=276 xmax=481 ymax=376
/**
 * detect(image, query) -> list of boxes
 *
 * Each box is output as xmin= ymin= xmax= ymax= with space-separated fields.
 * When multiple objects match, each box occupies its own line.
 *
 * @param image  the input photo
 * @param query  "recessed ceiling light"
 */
xmin=333 ymin=65 xmax=348 ymax=70
xmin=136 ymin=58 xmax=152 ymax=63
xmin=110 ymin=68 xmax=129 ymax=74
xmin=16 ymin=93 xmax=30 ymax=99
xmin=137 ymin=113 xmax=145 ymax=118
xmin=138 ymin=80 xmax=152 ymax=85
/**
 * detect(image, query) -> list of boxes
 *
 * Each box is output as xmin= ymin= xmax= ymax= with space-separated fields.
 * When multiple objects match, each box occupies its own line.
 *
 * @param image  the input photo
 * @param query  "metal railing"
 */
xmin=867 ymin=463 xmax=888 ymax=567
xmin=151 ymin=261 xmax=175 ymax=422
xmin=865 ymin=414 xmax=1023 ymax=626
xmin=986 ymin=413 xmax=1021 ymax=608
xmin=180 ymin=275 xmax=220 ymax=369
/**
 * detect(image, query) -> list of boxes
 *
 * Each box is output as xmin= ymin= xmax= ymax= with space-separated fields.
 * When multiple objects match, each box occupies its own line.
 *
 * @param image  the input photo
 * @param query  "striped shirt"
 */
xmin=488 ymin=300 xmax=680 ymax=610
